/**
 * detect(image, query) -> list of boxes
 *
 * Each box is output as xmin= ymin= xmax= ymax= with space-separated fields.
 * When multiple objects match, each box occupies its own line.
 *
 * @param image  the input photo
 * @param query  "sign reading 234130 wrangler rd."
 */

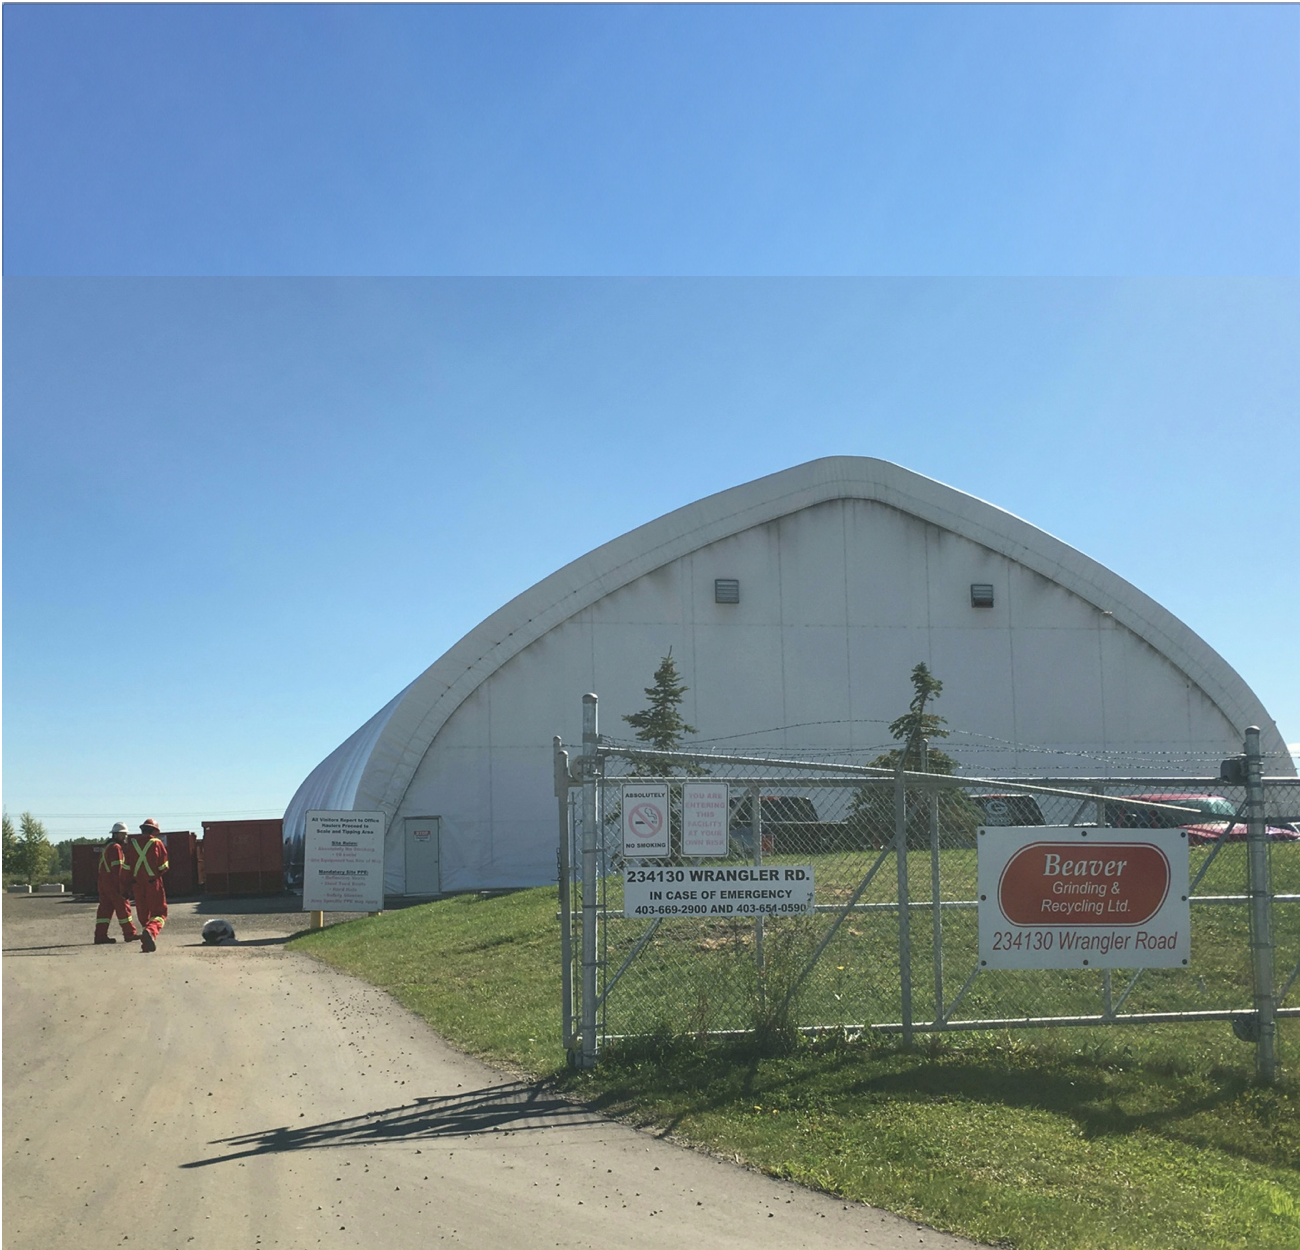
xmin=623 ymin=865 xmax=815 ymax=918
xmin=978 ymin=827 xmax=1189 ymax=969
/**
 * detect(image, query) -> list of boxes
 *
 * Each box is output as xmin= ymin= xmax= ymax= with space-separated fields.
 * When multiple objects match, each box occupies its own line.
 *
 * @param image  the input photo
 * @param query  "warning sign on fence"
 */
xmin=978 ymin=827 xmax=1189 ymax=969
xmin=681 ymin=782 xmax=729 ymax=857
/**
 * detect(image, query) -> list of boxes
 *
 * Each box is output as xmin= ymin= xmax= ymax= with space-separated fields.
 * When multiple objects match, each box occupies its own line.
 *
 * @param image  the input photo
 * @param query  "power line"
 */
xmin=23 ymin=808 xmax=283 ymax=819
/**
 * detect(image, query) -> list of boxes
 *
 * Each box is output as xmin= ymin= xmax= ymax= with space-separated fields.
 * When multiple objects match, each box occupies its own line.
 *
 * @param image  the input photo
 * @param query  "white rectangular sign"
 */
xmin=621 ymin=782 xmax=670 ymax=857
xmin=624 ymin=865 xmax=815 ymax=918
xmin=978 ymin=826 xmax=1190 ymax=969
xmin=303 ymin=810 xmax=386 ymax=912
xmin=681 ymin=782 xmax=730 ymax=857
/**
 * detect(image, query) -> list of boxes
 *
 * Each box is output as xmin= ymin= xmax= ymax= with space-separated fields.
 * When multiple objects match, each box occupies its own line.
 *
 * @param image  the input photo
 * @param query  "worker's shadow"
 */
xmin=182 ymin=1079 xmax=603 ymax=1168
xmin=2 ymin=942 xmax=88 ymax=955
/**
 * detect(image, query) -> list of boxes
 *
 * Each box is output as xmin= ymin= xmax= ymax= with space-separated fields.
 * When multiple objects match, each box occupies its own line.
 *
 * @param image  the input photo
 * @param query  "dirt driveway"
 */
xmin=3 ymin=892 xmax=978 ymax=1250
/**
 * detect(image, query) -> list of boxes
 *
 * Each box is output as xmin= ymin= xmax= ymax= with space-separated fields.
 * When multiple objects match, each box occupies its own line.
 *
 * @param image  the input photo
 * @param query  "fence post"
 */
xmin=924 ymin=740 xmax=943 ymax=1025
xmin=1245 ymin=726 xmax=1278 ymax=1083
xmin=555 ymin=736 xmax=575 ymax=1059
xmin=751 ymin=785 xmax=765 ymax=1001
xmin=580 ymin=694 xmax=600 ymax=1068
xmin=895 ymin=757 xmax=913 ymax=1046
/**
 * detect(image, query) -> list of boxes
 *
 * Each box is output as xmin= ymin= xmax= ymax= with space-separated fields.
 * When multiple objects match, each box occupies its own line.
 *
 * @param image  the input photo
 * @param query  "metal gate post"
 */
xmin=554 ymin=737 xmax=575 ymax=1058
xmin=580 ymin=694 xmax=600 ymax=1068
xmin=895 ymin=760 xmax=913 ymax=1046
xmin=751 ymin=785 xmax=765 ymax=999
xmin=924 ymin=741 xmax=943 ymax=1025
xmin=1245 ymin=726 xmax=1278 ymax=1083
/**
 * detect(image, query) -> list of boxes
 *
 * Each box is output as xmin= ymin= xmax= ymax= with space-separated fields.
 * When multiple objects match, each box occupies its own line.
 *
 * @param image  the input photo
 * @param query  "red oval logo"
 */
xmin=998 ymin=842 xmax=1171 ymax=926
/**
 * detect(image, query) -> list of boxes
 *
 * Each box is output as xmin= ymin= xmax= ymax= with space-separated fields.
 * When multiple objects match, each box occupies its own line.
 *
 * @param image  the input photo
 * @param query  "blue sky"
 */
xmin=6 ymin=4 xmax=1298 ymax=276
xmin=4 ymin=5 xmax=1299 ymax=841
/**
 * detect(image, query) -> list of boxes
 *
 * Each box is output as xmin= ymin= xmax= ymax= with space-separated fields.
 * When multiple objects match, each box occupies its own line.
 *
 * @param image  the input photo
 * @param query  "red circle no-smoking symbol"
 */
xmin=628 ymin=803 xmax=664 ymax=840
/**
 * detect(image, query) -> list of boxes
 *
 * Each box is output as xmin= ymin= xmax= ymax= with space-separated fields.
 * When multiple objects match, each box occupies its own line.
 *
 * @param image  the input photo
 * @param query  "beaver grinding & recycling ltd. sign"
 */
xmin=977 ymin=827 xmax=1189 ymax=969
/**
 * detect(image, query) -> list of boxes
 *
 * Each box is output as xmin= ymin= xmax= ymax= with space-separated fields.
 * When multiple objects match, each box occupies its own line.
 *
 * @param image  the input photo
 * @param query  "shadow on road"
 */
xmin=184 ymin=934 xmax=307 ymax=948
xmin=182 ymin=1079 xmax=603 ymax=1168
xmin=3 ymin=943 xmax=89 ymax=955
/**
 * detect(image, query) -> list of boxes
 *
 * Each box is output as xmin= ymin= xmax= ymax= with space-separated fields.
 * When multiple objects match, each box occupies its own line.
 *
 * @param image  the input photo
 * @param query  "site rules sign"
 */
xmin=303 ymin=810 xmax=385 ymax=912
xmin=621 ymin=782 xmax=670 ymax=857
xmin=978 ymin=827 xmax=1189 ymax=969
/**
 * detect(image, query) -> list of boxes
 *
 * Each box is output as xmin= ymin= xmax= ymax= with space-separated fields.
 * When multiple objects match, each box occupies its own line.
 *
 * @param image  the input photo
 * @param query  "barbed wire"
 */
xmin=605 ymin=716 xmax=1294 ymax=771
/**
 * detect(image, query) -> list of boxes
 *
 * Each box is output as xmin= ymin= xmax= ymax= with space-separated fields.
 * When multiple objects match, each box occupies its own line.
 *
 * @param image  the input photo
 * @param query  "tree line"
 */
xmin=3 ymin=811 xmax=88 ymax=886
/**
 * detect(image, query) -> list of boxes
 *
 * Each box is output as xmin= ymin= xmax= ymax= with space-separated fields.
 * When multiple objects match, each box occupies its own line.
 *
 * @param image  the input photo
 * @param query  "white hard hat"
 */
xmin=110 ymin=822 xmax=129 ymax=835
xmin=201 ymin=918 xmax=236 ymax=945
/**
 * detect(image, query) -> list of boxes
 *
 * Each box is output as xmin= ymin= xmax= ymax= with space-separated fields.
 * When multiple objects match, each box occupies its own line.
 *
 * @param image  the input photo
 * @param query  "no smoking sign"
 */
xmin=622 ymin=783 xmax=670 ymax=857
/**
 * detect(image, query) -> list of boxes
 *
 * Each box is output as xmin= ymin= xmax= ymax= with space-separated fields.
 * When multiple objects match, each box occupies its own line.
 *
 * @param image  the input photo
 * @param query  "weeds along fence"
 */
xmin=556 ymin=697 xmax=1300 ymax=1082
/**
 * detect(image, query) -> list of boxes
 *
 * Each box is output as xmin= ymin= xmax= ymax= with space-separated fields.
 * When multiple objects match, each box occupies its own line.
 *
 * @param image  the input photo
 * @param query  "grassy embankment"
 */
xmin=290 ymin=855 xmax=1300 ymax=1250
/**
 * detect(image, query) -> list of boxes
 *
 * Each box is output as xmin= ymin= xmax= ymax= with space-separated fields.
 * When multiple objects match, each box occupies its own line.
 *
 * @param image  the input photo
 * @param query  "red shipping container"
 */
xmin=201 ymin=819 xmax=284 ymax=896
xmin=75 ymin=836 xmax=198 ymax=898
xmin=71 ymin=844 xmax=102 ymax=897
xmin=161 ymin=831 xmax=201 ymax=897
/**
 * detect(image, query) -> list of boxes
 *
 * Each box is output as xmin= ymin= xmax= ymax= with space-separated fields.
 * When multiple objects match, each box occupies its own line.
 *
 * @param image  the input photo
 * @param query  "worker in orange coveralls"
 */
xmin=93 ymin=822 xmax=139 ymax=944
xmin=127 ymin=818 xmax=170 ymax=953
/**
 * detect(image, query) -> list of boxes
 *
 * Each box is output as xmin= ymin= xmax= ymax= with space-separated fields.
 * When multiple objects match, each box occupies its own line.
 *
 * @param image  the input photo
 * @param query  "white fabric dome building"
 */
xmin=284 ymin=457 xmax=1291 ymax=896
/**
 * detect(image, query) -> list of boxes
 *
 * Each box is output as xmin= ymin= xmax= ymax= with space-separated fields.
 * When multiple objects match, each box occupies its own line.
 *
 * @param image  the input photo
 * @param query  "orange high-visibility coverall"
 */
xmin=94 ymin=841 xmax=138 ymax=942
xmin=127 ymin=834 xmax=169 ymax=950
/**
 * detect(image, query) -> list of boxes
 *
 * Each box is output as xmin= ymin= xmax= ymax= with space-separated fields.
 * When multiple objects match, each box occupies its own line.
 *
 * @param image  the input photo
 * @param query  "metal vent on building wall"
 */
xmin=714 ymin=578 xmax=740 ymax=604
xmin=970 ymin=583 xmax=995 ymax=608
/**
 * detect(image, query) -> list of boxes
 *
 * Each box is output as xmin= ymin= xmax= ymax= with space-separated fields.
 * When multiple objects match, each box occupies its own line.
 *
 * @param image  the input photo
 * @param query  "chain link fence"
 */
xmin=556 ymin=701 xmax=1300 ymax=1082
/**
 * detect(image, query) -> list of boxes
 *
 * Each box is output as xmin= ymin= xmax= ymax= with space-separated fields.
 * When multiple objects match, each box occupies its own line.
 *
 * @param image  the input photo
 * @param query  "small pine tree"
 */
xmin=847 ymin=664 xmax=978 ymax=849
xmin=623 ymin=651 xmax=697 ymax=752
xmin=617 ymin=648 xmax=706 ymax=852
xmin=15 ymin=812 xmax=54 ymax=885
xmin=875 ymin=662 xmax=959 ymax=775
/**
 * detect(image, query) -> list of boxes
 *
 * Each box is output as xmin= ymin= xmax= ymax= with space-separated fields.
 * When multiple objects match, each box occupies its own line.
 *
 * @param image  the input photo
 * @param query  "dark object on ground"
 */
xmin=1233 ymin=1013 xmax=1261 ymax=1043
xmin=201 ymin=918 xmax=237 ymax=945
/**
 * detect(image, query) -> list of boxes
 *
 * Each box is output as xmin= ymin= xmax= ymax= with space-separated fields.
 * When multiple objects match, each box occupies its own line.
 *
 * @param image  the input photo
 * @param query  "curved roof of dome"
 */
xmin=287 ymin=456 xmax=1290 ymax=831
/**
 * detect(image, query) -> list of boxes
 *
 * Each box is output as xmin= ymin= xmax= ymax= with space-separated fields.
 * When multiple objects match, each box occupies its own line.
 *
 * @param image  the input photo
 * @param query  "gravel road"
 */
xmin=3 ymin=891 xmax=979 ymax=1249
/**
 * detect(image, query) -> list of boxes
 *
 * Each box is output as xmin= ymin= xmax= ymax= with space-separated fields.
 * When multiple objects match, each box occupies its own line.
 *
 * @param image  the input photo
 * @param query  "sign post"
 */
xmin=978 ymin=827 xmax=1189 ymax=969
xmin=303 ymin=810 xmax=386 ymax=916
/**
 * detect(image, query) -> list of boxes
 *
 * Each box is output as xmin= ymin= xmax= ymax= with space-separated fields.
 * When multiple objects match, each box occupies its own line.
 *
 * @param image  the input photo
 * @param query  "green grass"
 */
xmin=291 ymin=889 xmax=566 ymax=1074
xmin=290 ymin=881 xmax=1300 ymax=1250
xmin=577 ymin=1029 xmax=1300 ymax=1250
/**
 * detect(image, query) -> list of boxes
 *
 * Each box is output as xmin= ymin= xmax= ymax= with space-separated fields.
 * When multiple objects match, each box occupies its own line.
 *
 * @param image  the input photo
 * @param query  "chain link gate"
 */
xmin=557 ymin=697 xmax=1300 ymax=1081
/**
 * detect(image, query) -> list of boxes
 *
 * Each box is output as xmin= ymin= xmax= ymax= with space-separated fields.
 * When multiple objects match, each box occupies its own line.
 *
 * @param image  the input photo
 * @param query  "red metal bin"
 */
xmin=201 ymin=819 xmax=284 ymax=896
xmin=71 ymin=844 xmax=102 ymax=897
xmin=161 ymin=831 xmax=201 ymax=897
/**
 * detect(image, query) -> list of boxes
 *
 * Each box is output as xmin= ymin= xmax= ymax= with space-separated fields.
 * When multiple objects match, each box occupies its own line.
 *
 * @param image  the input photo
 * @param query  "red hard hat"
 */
xmin=140 ymin=818 xmax=161 ymax=832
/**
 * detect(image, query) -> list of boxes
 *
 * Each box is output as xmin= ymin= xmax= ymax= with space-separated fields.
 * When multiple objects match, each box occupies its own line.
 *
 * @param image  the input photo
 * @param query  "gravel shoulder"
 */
xmin=3 ymin=892 xmax=979 ymax=1249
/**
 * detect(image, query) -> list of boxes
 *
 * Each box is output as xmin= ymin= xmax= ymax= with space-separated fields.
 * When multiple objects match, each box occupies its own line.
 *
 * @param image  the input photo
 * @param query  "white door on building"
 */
xmin=403 ymin=817 xmax=441 ymax=895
